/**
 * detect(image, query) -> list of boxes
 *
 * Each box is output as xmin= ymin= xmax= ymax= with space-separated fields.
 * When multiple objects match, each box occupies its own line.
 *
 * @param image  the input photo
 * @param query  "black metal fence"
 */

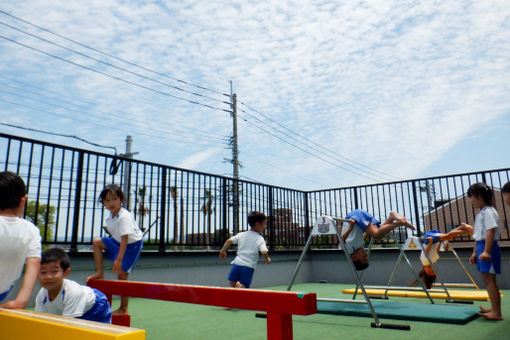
xmin=1 ymin=132 xmax=509 ymax=251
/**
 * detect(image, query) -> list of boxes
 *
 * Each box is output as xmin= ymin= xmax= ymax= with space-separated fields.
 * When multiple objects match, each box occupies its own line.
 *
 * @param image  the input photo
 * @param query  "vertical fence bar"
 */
xmin=70 ymin=151 xmax=84 ymax=252
xmin=159 ymin=168 xmax=167 ymax=252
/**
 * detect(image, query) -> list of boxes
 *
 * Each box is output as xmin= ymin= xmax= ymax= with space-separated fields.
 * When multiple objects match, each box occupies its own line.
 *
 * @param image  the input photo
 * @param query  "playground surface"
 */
xmin=105 ymin=282 xmax=510 ymax=340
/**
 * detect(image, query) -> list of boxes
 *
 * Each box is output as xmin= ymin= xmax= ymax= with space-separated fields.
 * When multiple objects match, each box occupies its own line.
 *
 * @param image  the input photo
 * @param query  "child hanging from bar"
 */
xmin=412 ymin=225 xmax=474 ymax=289
xmin=340 ymin=209 xmax=415 ymax=271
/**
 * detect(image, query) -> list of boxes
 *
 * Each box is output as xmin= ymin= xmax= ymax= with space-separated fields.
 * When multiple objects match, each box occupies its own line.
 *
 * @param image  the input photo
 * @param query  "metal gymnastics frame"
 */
xmin=286 ymin=216 xmax=410 ymax=331
xmin=430 ymin=241 xmax=479 ymax=290
xmin=355 ymin=236 xmax=476 ymax=304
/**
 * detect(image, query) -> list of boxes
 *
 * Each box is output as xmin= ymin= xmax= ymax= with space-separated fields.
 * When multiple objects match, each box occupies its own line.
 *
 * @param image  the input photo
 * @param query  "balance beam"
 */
xmin=0 ymin=308 xmax=145 ymax=340
xmin=88 ymin=279 xmax=317 ymax=340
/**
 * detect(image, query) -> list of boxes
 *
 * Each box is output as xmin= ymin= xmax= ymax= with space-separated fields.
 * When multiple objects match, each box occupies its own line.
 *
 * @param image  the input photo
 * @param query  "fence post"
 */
xmin=268 ymin=187 xmax=274 ymax=251
xmin=411 ymin=180 xmax=422 ymax=236
xmin=303 ymin=192 xmax=310 ymax=243
xmin=222 ymin=178 xmax=228 ymax=244
xmin=159 ymin=168 xmax=167 ymax=253
xmin=353 ymin=187 xmax=359 ymax=209
xmin=70 ymin=151 xmax=84 ymax=252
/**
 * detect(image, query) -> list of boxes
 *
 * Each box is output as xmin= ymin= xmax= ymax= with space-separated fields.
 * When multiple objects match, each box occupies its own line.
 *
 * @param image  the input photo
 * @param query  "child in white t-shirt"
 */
xmin=36 ymin=247 xmax=111 ymax=323
xmin=0 ymin=171 xmax=41 ymax=309
xmin=464 ymin=182 xmax=502 ymax=320
xmin=219 ymin=211 xmax=271 ymax=288
xmin=86 ymin=184 xmax=143 ymax=316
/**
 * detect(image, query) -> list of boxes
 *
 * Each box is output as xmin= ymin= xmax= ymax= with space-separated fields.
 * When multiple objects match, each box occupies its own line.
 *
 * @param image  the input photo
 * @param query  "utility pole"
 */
xmin=122 ymin=135 xmax=138 ymax=210
xmin=230 ymin=81 xmax=240 ymax=234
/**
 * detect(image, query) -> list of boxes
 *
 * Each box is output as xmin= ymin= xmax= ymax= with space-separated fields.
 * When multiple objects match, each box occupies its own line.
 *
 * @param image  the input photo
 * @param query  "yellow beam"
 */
xmin=0 ymin=308 xmax=145 ymax=340
xmin=342 ymin=288 xmax=498 ymax=301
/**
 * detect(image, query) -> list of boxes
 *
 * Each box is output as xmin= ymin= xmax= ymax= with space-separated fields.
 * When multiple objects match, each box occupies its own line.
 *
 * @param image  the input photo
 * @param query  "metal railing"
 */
xmin=1 ymin=132 xmax=509 ymax=251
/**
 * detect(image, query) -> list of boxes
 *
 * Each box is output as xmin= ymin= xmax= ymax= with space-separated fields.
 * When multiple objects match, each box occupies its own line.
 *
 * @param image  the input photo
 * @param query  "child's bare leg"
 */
xmin=229 ymin=281 xmax=236 ymax=288
xmin=112 ymin=271 xmax=129 ymax=315
xmin=385 ymin=211 xmax=415 ymax=229
xmin=86 ymin=238 xmax=106 ymax=282
xmin=235 ymin=281 xmax=246 ymax=288
xmin=478 ymin=273 xmax=503 ymax=320
xmin=442 ymin=225 xmax=474 ymax=241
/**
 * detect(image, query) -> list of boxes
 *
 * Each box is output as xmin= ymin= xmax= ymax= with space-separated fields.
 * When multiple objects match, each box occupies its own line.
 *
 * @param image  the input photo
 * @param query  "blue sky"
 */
xmin=0 ymin=1 xmax=508 ymax=190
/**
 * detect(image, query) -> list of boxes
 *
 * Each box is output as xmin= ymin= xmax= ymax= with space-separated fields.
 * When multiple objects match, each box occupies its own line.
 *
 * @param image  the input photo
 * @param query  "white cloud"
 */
xmin=0 ymin=0 xmax=509 ymax=190
xmin=178 ymin=148 xmax=219 ymax=170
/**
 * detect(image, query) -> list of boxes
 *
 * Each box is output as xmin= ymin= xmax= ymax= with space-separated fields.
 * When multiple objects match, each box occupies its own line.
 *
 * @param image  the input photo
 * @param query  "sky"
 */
xmin=0 ymin=0 xmax=508 ymax=191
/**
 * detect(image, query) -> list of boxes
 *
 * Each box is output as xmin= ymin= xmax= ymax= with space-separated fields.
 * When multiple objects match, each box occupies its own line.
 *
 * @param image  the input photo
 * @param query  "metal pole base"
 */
xmin=371 ymin=322 xmax=411 ymax=331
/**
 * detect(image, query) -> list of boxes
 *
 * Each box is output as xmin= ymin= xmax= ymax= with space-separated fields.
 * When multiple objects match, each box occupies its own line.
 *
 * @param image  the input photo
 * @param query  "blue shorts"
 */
xmin=78 ymin=288 xmax=112 ymax=324
xmin=102 ymin=237 xmax=143 ymax=273
xmin=476 ymin=240 xmax=501 ymax=274
xmin=228 ymin=264 xmax=255 ymax=288
xmin=345 ymin=209 xmax=381 ymax=231
xmin=0 ymin=285 xmax=13 ymax=303
xmin=423 ymin=230 xmax=441 ymax=245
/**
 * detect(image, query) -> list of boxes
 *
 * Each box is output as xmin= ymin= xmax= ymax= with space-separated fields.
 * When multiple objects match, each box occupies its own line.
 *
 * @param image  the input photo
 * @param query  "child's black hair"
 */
xmin=247 ymin=211 xmax=267 ymax=227
xmin=502 ymin=182 xmax=510 ymax=194
xmin=99 ymin=184 xmax=126 ymax=202
xmin=467 ymin=182 xmax=494 ymax=206
xmin=353 ymin=260 xmax=369 ymax=271
xmin=411 ymin=267 xmax=436 ymax=289
xmin=41 ymin=247 xmax=71 ymax=271
xmin=0 ymin=171 xmax=27 ymax=210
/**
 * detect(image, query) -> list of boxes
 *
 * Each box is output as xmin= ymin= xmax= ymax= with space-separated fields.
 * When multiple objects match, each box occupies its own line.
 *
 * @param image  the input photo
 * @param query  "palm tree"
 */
xmin=200 ymin=189 xmax=215 ymax=248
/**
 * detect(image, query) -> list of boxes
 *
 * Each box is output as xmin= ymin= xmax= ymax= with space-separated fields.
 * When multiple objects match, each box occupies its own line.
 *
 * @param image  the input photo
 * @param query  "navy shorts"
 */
xmin=476 ymin=240 xmax=501 ymax=274
xmin=0 ymin=285 xmax=13 ymax=303
xmin=228 ymin=264 xmax=255 ymax=288
xmin=78 ymin=288 xmax=112 ymax=324
xmin=423 ymin=230 xmax=441 ymax=244
xmin=345 ymin=209 xmax=381 ymax=231
xmin=102 ymin=237 xmax=143 ymax=273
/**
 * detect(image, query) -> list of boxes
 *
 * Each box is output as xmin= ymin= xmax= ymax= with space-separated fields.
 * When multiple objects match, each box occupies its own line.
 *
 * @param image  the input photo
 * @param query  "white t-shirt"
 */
xmin=472 ymin=206 xmax=500 ymax=241
xmin=0 ymin=216 xmax=41 ymax=293
xmin=340 ymin=221 xmax=365 ymax=254
xmin=231 ymin=230 xmax=268 ymax=269
xmin=105 ymin=208 xmax=143 ymax=243
xmin=35 ymin=279 xmax=96 ymax=318
xmin=420 ymin=243 xmax=440 ymax=265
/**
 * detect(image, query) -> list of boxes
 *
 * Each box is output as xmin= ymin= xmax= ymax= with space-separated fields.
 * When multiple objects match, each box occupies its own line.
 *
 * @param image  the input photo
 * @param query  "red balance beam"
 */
xmin=88 ymin=279 xmax=316 ymax=340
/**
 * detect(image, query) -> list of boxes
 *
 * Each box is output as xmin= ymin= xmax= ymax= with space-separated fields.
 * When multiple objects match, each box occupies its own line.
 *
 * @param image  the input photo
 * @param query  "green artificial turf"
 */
xmin=113 ymin=283 xmax=510 ymax=340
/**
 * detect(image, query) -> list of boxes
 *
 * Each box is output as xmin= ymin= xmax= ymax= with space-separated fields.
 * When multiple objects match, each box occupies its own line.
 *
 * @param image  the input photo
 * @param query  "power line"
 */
xmin=238 ymin=110 xmax=384 ymax=182
xmin=0 ymin=20 xmax=230 ymax=106
xmin=238 ymin=101 xmax=399 ymax=181
xmin=0 ymin=75 xmax=231 ymax=141
xmin=0 ymin=34 xmax=231 ymax=113
xmin=0 ymin=122 xmax=119 ymax=153
xmin=240 ymin=150 xmax=329 ymax=187
xmin=0 ymin=9 xmax=229 ymax=97
xmin=0 ymin=81 xmax=227 ymax=144
xmin=237 ymin=114 xmax=383 ymax=182
xmin=0 ymin=97 xmax=221 ymax=148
